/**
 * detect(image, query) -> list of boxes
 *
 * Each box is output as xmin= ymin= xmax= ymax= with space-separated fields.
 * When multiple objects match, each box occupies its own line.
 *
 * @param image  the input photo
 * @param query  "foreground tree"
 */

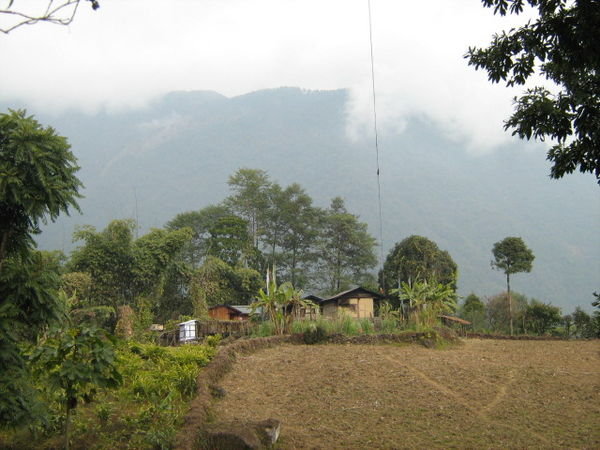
xmin=0 ymin=110 xmax=82 ymax=425
xmin=466 ymin=0 xmax=600 ymax=183
xmin=31 ymin=324 xmax=121 ymax=450
xmin=0 ymin=109 xmax=82 ymax=267
xmin=492 ymin=236 xmax=534 ymax=335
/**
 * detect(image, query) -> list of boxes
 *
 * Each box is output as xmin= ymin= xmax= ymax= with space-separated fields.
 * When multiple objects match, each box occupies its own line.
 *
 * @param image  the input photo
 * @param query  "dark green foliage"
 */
xmin=166 ymin=205 xmax=231 ymax=268
xmin=0 ymin=109 xmax=82 ymax=265
xmin=302 ymin=324 xmax=329 ymax=344
xmin=466 ymin=0 xmax=600 ymax=183
xmin=190 ymin=257 xmax=262 ymax=312
xmin=207 ymin=215 xmax=254 ymax=266
xmin=225 ymin=168 xmax=272 ymax=248
xmin=0 ymin=251 xmax=66 ymax=427
xmin=318 ymin=197 xmax=377 ymax=293
xmin=0 ymin=110 xmax=82 ymax=428
xmin=492 ymin=236 xmax=535 ymax=275
xmin=381 ymin=235 xmax=458 ymax=306
xmin=31 ymin=325 xmax=122 ymax=409
xmin=460 ymin=293 xmax=486 ymax=331
xmin=264 ymin=183 xmax=320 ymax=288
xmin=69 ymin=220 xmax=136 ymax=308
xmin=68 ymin=220 xmax=193 ymax=323
xmin=524 ymin=299 xmax=562 ymax=335
xmin=30 ymin=324 xmax=121 ymax=449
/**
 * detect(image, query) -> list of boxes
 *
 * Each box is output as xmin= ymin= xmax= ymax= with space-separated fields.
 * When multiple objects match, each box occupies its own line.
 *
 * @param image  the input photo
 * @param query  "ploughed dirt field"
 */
xmin=213 ymin=339 xmax=599 ymax=449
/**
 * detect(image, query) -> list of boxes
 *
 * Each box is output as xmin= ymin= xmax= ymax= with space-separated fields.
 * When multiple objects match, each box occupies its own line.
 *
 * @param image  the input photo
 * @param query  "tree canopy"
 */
xmin=466 ymin=0 xmax=600 ymax=183
xmin=491 ymin=236 xmax=535 ymax=334
xmin=491 ymin=236 xmax=534 ymax=276
xmin=0 ymin=109 xmax=82 ymax=266
xmin=381 ymin=235 xmax=458 ymax=299
xmin=318 ymin=197 xmax=377 ymax=293
xmin=0 ymin=110 xmax=83 ymax=426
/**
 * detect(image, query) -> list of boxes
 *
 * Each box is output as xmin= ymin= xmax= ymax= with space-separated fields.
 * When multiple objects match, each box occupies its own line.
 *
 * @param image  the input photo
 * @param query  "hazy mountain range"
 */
xmin=5 ymin=87 xmax=598 ymax=312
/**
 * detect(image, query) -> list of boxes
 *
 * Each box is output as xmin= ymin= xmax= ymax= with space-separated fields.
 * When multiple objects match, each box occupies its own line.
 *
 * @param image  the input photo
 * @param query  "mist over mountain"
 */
xmin=7 ymin=87 xmax=598 ymax=312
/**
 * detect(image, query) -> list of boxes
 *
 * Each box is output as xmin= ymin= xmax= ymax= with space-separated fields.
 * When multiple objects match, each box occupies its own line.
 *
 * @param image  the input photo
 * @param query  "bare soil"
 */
xmin=212 ymin=339 xmax=600 ymax=449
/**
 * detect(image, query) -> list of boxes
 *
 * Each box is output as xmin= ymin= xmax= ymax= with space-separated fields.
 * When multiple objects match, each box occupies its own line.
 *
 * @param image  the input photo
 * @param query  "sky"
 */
xmin=1 ymin=0 xmax=536 ymax=153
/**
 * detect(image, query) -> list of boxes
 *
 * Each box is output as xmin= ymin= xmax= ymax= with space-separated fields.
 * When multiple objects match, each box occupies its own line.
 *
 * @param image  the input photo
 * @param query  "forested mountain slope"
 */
xmin=7 ymin=87 xmax=597 ymax=311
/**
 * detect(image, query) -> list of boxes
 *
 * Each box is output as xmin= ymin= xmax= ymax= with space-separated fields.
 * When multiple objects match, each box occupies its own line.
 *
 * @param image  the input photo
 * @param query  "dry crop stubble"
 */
xmin=213 ymin=340 xmax=599 ymax=448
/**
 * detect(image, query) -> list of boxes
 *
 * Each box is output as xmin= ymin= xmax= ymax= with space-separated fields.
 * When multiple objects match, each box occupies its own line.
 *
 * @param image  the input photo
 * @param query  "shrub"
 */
xmin=303 ymin=324 xmax=329 ymax=344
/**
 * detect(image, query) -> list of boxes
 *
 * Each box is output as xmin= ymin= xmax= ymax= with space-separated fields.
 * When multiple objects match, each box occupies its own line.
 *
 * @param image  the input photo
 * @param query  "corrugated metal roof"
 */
xmin=230 ymin=305 xmax=254 ymax=315
xmin=322 ymin=286 xmax=382 ymax=303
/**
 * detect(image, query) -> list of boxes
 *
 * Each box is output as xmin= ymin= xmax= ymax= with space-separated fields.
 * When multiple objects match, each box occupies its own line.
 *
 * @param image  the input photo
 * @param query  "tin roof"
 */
xmin=209 ymin=304 xmax=262 ymax=315
xmin=321 ymin=286 xmax=382 ymax=303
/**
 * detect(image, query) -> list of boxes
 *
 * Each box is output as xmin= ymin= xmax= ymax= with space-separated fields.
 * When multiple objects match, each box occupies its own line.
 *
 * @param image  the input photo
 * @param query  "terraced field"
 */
xmin=213 ymin=339 xmax=599 ymax=448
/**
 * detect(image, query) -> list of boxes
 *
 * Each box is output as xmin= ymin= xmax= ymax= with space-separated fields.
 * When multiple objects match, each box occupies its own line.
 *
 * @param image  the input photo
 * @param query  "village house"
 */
xmin=320 ymin=287 xmax=381 ymax=319
xmin=208 ymin=304 xmax=255 ymax=321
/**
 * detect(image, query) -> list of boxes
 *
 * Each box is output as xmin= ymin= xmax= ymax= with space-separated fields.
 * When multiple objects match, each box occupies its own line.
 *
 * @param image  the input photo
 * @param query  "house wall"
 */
xmin=322 ymin=302 xmax=338 ymax=318
xmin=322 ymin=297 xmax=374 ymax=319
xmin=209 ymin=306 xmax=233 ymax=321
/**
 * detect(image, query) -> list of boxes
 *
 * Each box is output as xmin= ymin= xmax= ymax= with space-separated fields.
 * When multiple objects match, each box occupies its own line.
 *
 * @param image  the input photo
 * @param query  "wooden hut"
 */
xmin=208 ymin=305 xmax=254 ymax=321
xmin=320 ymin=287 xmax=381 ymax=319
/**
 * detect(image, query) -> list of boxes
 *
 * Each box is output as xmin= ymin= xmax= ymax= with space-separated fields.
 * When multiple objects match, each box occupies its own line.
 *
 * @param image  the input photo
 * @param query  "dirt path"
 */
xmin=212 ymin=339 xmax=600 ymax=448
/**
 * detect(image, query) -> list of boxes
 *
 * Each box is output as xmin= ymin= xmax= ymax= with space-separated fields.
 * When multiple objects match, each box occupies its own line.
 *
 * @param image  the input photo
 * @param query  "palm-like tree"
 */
xmin=251 ymin=269 xmax=313 ymax=334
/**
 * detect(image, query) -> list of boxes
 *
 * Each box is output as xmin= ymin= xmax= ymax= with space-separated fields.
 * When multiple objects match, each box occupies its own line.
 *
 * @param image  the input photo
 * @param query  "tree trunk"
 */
xmin=65 ymin=404 xmax=71 ymax=450
xmin=291 ymin=247 xmax=297 ymax=288
xmin=507 ymin=272 xmax=513 ymax=336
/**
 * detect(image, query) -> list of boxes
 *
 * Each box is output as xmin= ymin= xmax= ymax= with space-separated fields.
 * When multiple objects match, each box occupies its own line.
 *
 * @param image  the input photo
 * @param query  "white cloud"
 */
xmin=1 ymin=0 xmax=536 ymax=151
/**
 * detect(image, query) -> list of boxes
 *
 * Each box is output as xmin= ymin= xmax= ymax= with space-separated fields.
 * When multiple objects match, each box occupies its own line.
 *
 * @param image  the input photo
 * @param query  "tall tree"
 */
xmin=381 ymin=235 xmax=458 ymax=306
xmin=225 ymin=168 xmax=272 ymax=248
xmin=0 ymin=109 xmax=82 ymax=268
xmin=206 ymin=215 xmax=254 ymax=267
xmin=491 ymin=236 xmax=535 ymax=335
xmin=265 ymin=183 xmax=320 ymax=288
xmin=0 ymin=110 xmax=82 ymax=425
xmin=466 ymin=0 xmax=600 ymax=183
xmin=318 ymin=197 xmax=377 ymax=293
xmin=165 ymin=205 xmax=231 ymax=268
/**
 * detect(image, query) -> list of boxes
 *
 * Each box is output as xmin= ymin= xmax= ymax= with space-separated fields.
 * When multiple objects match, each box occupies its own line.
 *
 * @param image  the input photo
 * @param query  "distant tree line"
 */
xmin=459 ymin=291 xmax=600 ymax=338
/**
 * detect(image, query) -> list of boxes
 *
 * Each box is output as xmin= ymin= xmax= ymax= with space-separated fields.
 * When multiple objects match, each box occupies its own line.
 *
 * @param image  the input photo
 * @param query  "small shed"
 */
xmin=320 ymin=287 xmax=381 ymax=319
xmin=179 ymin=320 xmax=198 ymax=342
xmin=208 ymin=305 xmax=255 ymax=321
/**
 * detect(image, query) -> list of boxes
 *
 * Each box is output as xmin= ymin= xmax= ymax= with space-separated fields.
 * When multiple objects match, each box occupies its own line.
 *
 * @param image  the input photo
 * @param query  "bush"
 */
xmin=303 ymin=323 xmax=329 ymax=344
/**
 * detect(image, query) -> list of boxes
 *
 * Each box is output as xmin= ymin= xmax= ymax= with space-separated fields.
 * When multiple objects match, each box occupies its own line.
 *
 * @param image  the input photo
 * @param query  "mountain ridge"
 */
xmin=4 ymin=87 xmax=597 ymax=311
